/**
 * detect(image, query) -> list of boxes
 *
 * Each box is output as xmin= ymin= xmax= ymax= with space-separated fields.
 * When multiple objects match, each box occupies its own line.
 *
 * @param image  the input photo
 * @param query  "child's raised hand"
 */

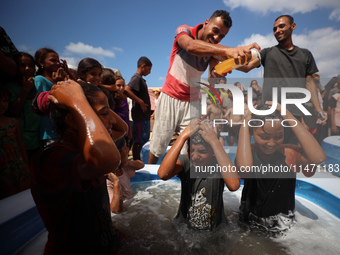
xmin=265 ymin=101 xmax=281 ymax=114
xmin=52 ymin=67 xmax=67 ymax=82
xmin=48 ymin=80 xmax=86 ymax=109
xmin=182 ymin=119 xmax=200 ymax=140
xmin=107 ymin=172 xmax=119 ymax=185
xmin=60 ymin=59 xmax=69 ymax=72
xmin=198 ymin=121 xmax=218 ymax=144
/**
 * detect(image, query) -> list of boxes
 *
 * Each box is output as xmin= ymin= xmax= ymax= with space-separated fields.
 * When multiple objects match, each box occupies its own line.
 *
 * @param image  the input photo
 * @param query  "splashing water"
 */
xmin=112 ymin=180 xmax=340 ymax=255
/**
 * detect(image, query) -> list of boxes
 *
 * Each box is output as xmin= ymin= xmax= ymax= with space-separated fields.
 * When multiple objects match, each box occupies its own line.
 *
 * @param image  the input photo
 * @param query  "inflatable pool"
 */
xmin=321 ymin=136 xmax=340 ymax=177
xmin=2 ymin=163 xmax=340 ymax=255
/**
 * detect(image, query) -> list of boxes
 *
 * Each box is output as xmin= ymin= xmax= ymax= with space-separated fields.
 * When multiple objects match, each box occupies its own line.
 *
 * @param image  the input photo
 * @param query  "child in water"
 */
xmin=235 ymin=102 xmax=326 ymax=231
xmin=107 ymin=137 xmax=144 ymax=213
xmin=158 ymin=119 xmax=240 ymax=230
xmin=30 ymin=80 xmax=127 ymax=254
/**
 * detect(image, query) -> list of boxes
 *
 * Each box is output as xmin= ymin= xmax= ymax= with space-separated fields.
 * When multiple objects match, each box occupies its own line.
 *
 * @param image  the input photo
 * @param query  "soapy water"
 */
xmin=112 ymin=180 xmax=340 ymax=255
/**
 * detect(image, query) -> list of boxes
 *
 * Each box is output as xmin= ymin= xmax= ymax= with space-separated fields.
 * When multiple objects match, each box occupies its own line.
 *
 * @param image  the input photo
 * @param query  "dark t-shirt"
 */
xmin=261 ymin=45 xmax=318 ymax=116
xmin=240 ymin=149 xmax=296 ymax=219
xmin=176 ymin=155 xmax=227 ymax=230
xmin=128 ymin=73 xmax=151 ymax=121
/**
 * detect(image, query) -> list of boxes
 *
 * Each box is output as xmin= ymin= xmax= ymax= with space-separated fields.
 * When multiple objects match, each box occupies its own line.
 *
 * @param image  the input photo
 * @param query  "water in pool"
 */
xmin=112 ymin=180 xmax=340 ymax=255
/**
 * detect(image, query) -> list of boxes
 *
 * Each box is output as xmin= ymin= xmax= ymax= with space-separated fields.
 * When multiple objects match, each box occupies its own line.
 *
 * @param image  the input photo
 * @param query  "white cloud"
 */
xmin=158 ymin=76 xmax=166 ymax=81
xmin=330 ymin=8 xmax=340 ymax=21
xmin=239 ymin=27 xmax=340 ymax=77
xmin=65 ymin=42 xmax=115 ymax=58
xmin=112 ymin=46 xmax=123 ymax=52
xmin=223 ymin=0 xmax=340 ymax=16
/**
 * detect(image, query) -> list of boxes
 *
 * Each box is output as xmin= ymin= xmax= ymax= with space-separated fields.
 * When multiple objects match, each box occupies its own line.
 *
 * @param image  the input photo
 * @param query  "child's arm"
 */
xmin=199 ymin=122 xmax=240 ymax=191
xmin=124 ymin=159 xmax=144 ymax=170
xmin=205 ymin=105 xmax=212 ymax=120
xmin=329 ymin=96 xmax=338 ymax=134
xmin=107 ymin=173 xmax=123 ymax=213
xmin=158 ymin=119 xmax=200 ymax=180
xmin=124 ymin=86 xmax=148 ymax=112
xmin=267 ymin=101 xmax=326 ymax=174
xmin=48 ymin=80 xmax=121 ymax=180
xmin=235 ymin=109 xmax=253 ymax=178
xmin=218 ymin=136 xmax=225 ymax=146
xmin=330 ymin=107 xmax=338 ymax=134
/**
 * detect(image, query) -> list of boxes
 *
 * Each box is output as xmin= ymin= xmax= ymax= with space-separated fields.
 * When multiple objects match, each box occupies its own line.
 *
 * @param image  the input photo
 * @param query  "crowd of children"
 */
xmin=0 ymin=31 xmax=338 ymax=253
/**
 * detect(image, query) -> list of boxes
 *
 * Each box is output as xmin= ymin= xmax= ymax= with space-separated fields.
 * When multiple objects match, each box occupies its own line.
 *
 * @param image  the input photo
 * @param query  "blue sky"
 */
xmin=2 ymin=0 xmax=340 ymax=88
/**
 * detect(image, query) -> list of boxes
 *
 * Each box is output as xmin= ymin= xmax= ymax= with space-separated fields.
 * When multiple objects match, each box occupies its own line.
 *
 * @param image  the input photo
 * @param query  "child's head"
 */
xmin=111 ymin=76 xmax=125 ymax=107
xmin=48 ymin=81 xmax=116 ymax=135
xmin=188 ymin=129 xmax=214 ymax=167
xmin=227 ymin=89 xmax=233 ymax=100
xmin=0 ymin=88 xmax=10 ymax=115
xmin=153 ymin=88 xmax=161 ymax=97
xmin=251 ymin=104 xmax=284 ymax=157
xmin=218 ymin=77 xmax=227 ymax=84
xmin=250 ymin=80 xmax=258 ymax=88
xmin=100 ymin=68 xmax=117 ymax=93
xmin=14 ymin=52 xmax=35 ymax=79
xmin=114 ymin=137 xmax=129 ymax=164
xmin=77 ymin=58 xmax=102 ymax=86
xmin=115 ymin=76 xmax=125 ymax=93
xmin=137 ymin=56 xmax=152 ymax=77
xmin=35 ymin=48 xmax=60 ymax=75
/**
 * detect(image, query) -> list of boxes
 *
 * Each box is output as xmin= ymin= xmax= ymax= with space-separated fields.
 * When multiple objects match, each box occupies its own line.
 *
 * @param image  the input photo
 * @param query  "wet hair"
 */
xmin=48 ymin=81 xmax=104 ymax=135
xmin=251 ymin=104 xmax=283 ymax=133
xmin=190 ymin=132 xmax=209 ymax=147
xmin=77 ymin=57 xmax=102 ymax=79
xmin=187 ymin=121 xmax=212 ymax=150
xmin=275 ymin=15 xmax=294 ymax=25
xmin=137 ymin=56 xmax=152 ymax=68
xmin=210 ymin=10 xmax=232 ymax=28
xmin=114 ymin=137 xmax=126 ymax=152
xmin=34 ymin=48 xmax=58 ymax=75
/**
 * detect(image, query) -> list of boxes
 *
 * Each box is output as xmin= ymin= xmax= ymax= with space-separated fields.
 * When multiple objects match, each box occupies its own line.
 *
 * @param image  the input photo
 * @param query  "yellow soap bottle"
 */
xmin=215 ymin=48 xmax=260 ymax=75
